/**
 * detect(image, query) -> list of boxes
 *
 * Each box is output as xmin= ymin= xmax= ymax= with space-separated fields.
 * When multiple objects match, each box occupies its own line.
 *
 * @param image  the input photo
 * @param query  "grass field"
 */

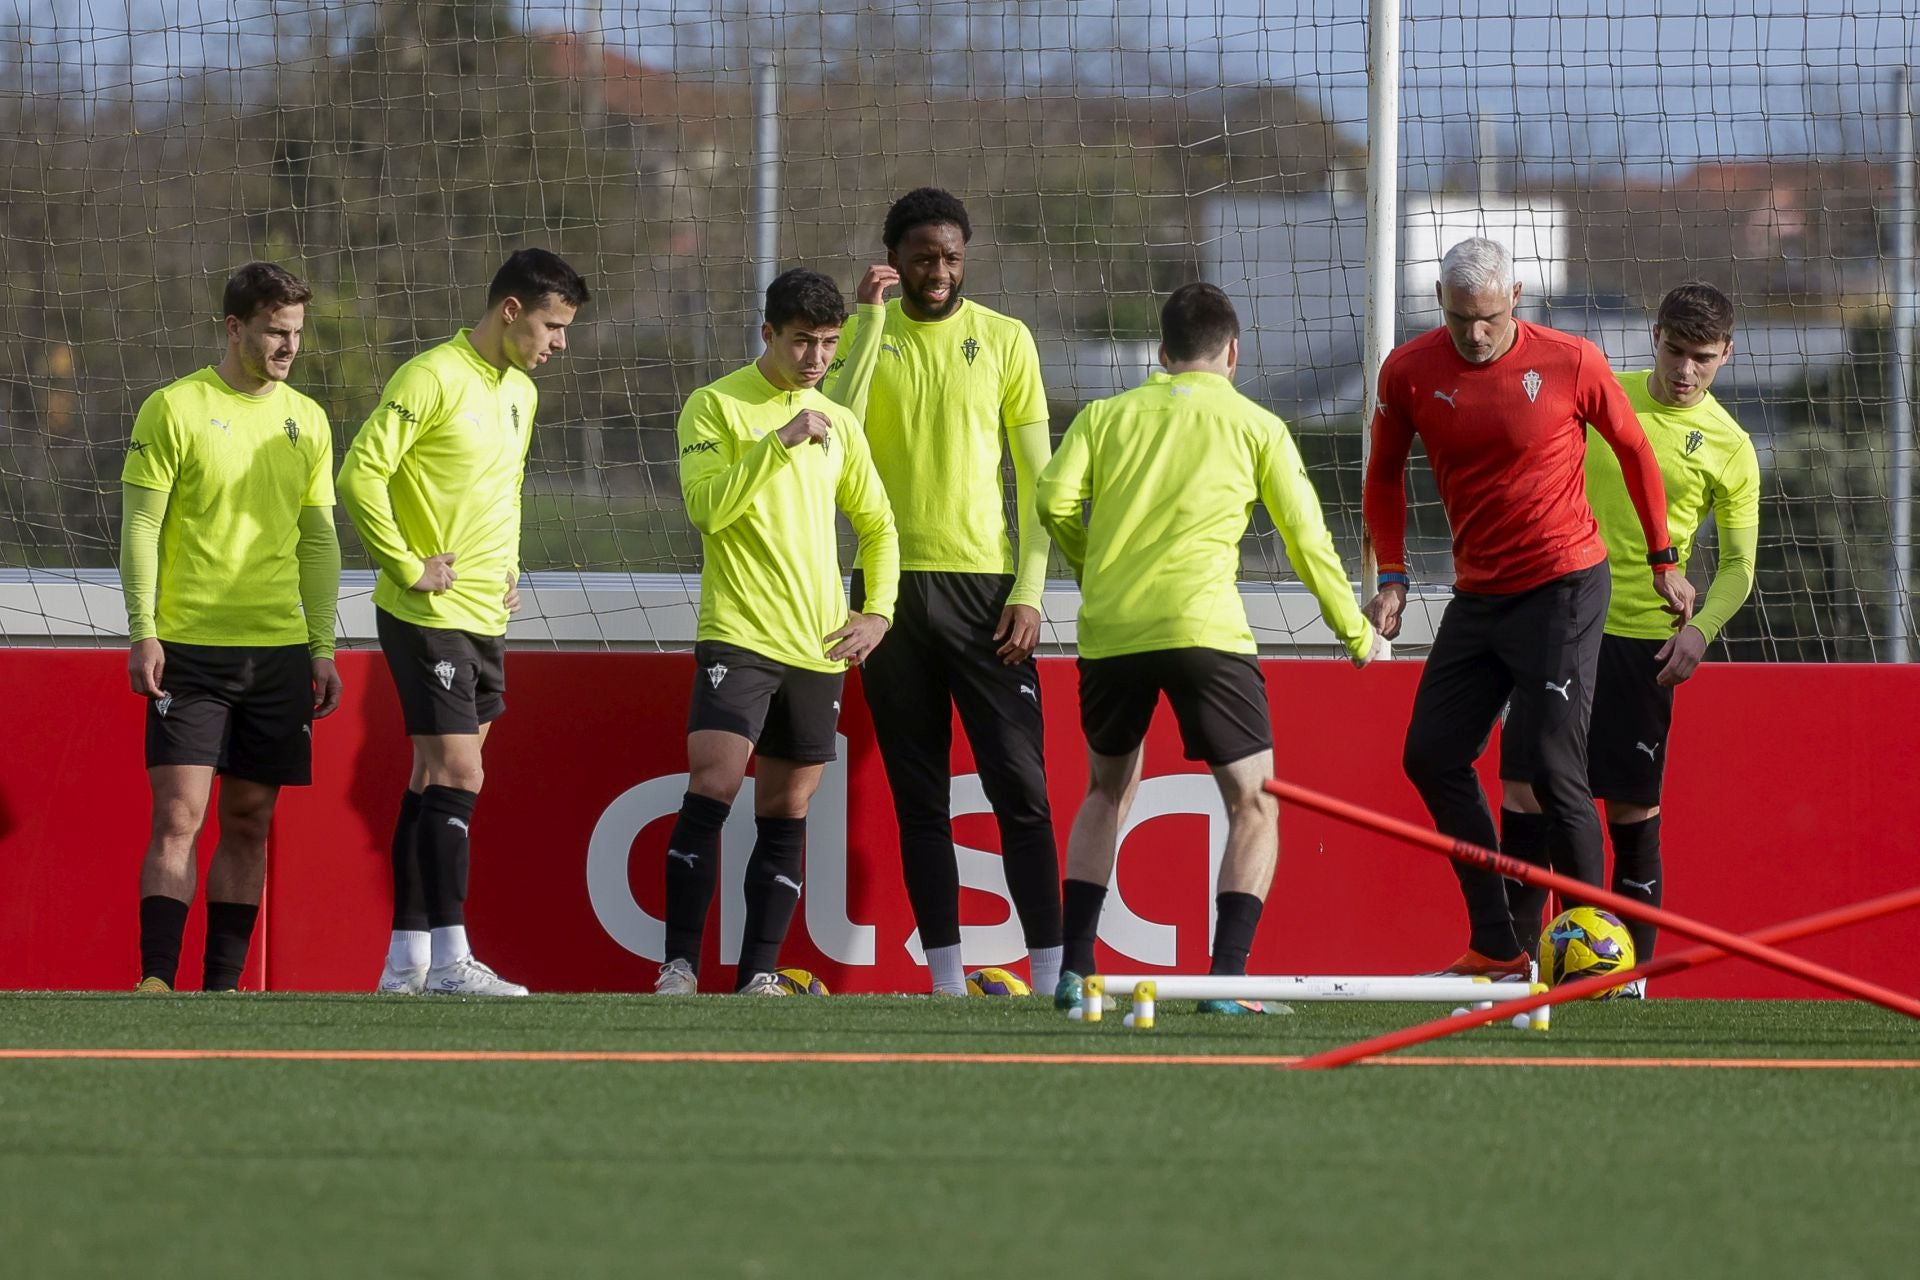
xmin=3 ymin=993 xmax=1916 ymax=1279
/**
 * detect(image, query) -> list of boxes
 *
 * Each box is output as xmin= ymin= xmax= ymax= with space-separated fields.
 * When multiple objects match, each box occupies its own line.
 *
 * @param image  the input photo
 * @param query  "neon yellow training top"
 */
xmin=337 ymin=330 xmax=536 ymax=637
xmin=823 ymin=298 xmax=1052 ymax=608
xmin=120 ymin=367 xmax=336 ymax=649
xmin=679 ymin=361 xmax=899 ymax=673
xmin=1037 ymin=369 xmax=1374 ymax=661
xmin=1586 ymin=371 xmax=1761 ymax=643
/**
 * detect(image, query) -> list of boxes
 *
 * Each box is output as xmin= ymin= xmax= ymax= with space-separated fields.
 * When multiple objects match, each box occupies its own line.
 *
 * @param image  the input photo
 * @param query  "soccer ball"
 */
xmin=965 ymin=967 xmax=1032 ymax=997
xmin=774 ymin=967 xmax=830 ymax=996
xmin=1540 ymin=906 xmax=1637 ymax=999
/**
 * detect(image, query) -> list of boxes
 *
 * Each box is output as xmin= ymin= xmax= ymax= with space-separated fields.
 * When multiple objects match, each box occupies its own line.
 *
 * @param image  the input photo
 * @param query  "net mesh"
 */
xmin=0 ymin=2 xmax=1915 ymax=658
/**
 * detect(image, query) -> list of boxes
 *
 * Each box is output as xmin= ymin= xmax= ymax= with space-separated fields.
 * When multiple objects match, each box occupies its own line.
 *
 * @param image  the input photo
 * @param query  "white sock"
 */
xmin=1028 ymin=946 xmax=1063 ymax=997
xmin=430 ymin=925 xmax=471 ymax=968
xmin=388 ymin=930 xmax=429 ymax=971
xmin=926 ymin=943 xmax=967 ymax=995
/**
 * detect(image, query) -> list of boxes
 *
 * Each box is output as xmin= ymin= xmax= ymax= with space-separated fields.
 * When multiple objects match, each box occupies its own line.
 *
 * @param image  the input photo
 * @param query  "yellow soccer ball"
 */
xmin=1540 ymin=906 xmax=1637 ymax=1000
xmin=774 ymin=967 xmax=830 ymax=996
xmin=965 ymin=967 xmax=1032 ymax=997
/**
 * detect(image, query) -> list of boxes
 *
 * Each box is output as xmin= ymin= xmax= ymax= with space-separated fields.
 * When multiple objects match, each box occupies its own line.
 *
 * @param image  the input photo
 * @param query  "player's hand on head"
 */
xmin=1653 ymin=569 xmax=1696 ymax=625
xmin=128 ymin=637 xmax=166 ymax=699
xmin=1362 ymin=585 xmax=1406 ymax=641
xmin=855 ymin=265 xmax=899 ymax=306
xmin=503 ymin=576 xmax=522 ymax=615
xmin=412 ymin=552 xmax=457 ymax=593
xmin=994 ymin=603 xmax=1041 ymax=665
xmin=311 ymin=657 xmax=343 ymax=719
xmin=825 ymin=610 xmax=889 ymax=666
xmin=776 ymin=409 xmax=833 ymax=450
xmin=1655 ymin=624 xmax=1707 ymax=687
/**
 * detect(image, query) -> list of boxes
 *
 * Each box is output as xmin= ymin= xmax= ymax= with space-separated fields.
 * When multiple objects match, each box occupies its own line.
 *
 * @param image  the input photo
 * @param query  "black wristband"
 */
xmin=1646 ymin=546 xmax=1679 ymax=566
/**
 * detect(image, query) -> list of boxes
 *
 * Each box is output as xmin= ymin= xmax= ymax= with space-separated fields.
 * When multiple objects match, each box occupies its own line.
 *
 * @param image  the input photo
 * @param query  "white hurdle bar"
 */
xmin=1080 ymin=974 xmax=1552 ymax=1031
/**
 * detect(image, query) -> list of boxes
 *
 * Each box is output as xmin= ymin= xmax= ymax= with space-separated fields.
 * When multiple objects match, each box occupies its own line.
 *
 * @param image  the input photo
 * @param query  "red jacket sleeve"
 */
xmin=1580 ymin=348 xmax=1673 ymax=557
xmin=1362 ymin=360 xmax=1416 ymax=575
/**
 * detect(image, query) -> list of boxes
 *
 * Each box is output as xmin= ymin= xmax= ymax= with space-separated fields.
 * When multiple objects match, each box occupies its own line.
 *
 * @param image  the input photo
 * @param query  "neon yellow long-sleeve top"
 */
xmin=1038 ymin=369 xmax=1373 ymax=661
xmin=679 ymin=361 xmax=899 ymax=673
xmin=337 ymin=330 xmax=535 ymax=637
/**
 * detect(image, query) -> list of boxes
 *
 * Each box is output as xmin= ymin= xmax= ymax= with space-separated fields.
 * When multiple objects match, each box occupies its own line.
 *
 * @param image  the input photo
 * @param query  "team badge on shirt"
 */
xmin=511 ymin=405 xmax=522 ymax=433
xmin=284 ymin=418 xmax=300 ymax=446
xmin=1522 ymin=370 xmax=1543 ymax=403
xmin=1685 ymin=429 xmax=1705 ymax=456
xmin=962 ymin=337 xmax=980 ymax=366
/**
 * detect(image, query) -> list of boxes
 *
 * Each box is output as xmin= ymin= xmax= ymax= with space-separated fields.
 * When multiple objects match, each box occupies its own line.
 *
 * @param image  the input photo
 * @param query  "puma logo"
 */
xmin=773 ymin=874 xmax=803 ymax=895
xmin=445 ymin=817 xmax=468 ymax=833
xmin=1019 ymin=684 xmax=1036 ymax=702
xmin=1433 ymin=388 xmax=1460 ymax=408
xmin=1621 ymin=877 xmax=1658 ymax=894
xmin=1635 ymin=741 xmax=1660 ymax=762
xmin=666 ymin=849 xmax=698 ymax=866
xmin=1544 ymin=678 xmax=1572 ymax=701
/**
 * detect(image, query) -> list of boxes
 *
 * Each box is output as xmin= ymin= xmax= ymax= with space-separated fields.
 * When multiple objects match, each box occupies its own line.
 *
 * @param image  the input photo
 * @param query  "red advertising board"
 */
xmin=2 ymin=648 xmax=1915 ymax=998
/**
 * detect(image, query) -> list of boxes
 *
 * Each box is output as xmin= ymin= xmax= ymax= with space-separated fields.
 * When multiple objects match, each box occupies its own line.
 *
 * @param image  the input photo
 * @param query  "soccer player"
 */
xmin=1362 ymin=237 xmax=1694 ymax=977
xmin=1500 ymin=282 xmax=1759 ymax=988
xmin=822 ymin=187 xmax=1064 ymax=997
xmin=653 ymin=268 xmax=898 ymax=996
xmin=1037 ymin=283 xmax=1379 ymax=1013
xmin=122 ymin=261 xmax=341 ymax=993
xmin=338 ymin=249 xmax=589 ymax=997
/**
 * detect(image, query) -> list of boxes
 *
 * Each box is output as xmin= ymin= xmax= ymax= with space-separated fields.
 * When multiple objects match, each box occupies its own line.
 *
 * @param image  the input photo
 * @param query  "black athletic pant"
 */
xmin=1402 ymin=562 xmax=1609 ymax=958
xmin=852 ymin=569 xmax=1062 ymax=954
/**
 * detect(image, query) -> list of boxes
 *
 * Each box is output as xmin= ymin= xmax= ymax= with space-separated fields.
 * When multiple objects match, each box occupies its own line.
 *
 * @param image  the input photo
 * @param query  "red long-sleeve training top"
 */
xmin=1362 ymin=320 xmax=1673 ymax=595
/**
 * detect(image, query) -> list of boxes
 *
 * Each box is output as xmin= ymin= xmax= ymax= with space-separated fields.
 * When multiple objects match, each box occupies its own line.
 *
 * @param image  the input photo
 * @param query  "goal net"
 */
xmin=0 ymin=1 xmax=1913 ymax=659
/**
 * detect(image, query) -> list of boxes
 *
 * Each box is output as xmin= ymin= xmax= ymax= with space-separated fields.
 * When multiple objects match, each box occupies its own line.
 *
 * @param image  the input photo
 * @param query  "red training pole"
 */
xmin=1264 ymin=777 xmax=1920 ymax=1020
xmin=1293 ymin=883 xmax=1920 ymax=1069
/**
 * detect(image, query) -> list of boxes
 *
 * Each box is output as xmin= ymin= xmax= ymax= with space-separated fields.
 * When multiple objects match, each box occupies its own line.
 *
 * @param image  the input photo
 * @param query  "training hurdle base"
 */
xmin=1077 ymin=974 xmax=1552 ymax=1031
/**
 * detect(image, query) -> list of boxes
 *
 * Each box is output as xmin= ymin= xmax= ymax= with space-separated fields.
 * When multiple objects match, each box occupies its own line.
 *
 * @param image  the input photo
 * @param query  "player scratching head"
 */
xmin=1649 ymin=281 xmax=1735 ymax=409
xmin=471 ymin=248 xmax=590 ymax=375
xmin=883 ymin=186 xmax=972 ymax=322
xmin=220 ymin=262 xmax=312 ymax=394
xmin=758 ymin=268 xmax=848 ymax=392
xmin=1436 ymin=236 xmax=1522 ymax=365
xmin=1159 ymin=282 xmax=1242 ymax=377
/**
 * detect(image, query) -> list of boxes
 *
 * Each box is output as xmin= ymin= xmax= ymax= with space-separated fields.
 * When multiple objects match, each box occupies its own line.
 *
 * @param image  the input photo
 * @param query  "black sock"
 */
xmin=665 ymin=791 xmax=731 ymax=970
xmin=391 ymin=790 xmax=427 ymax=932
xmin=1500 ymin=809 xmax=1553 ymax=957
xmin=138 ymin=894 xmax=190 ymax=986
xmin=735 ymin=816 xmax=806 ymax=987
xmin=1061 ymin=878 xmax=1108 ymax=977
xmin=1609 ymin=816 xmax=1663 ymax=963
xmin=417 ymin=785 xmax=478 ymax=929
xmin=1209 ymin=892 xmax=1264 ymax=976
xmin=201 ymin=901 xmax=259 ymax=991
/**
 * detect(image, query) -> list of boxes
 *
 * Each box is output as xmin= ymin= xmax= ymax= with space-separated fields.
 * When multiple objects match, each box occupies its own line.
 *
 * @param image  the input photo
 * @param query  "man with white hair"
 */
xmin=1361 ymin=237 xmax=1694 ymax=978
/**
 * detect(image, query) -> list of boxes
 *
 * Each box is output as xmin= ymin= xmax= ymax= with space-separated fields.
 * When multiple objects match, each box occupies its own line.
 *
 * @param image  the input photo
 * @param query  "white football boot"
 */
xmin=377 ymin=962 xmax=427 ymax=995
xmin=654 ymin=958 xmax=698 ymax=995
xmin=737 ymin=971 xmax=788 ymax=996
xmin=424 ymin=955 xmax=529 ymax=997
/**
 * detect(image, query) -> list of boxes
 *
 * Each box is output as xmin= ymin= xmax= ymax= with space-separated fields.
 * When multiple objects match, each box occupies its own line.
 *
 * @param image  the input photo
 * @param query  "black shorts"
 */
xmin=1586 ymin=633 xmax=1675 ymax=806
xmin=375 ymin=607 xmax=507 ymax=736
xmin=1078 ymin=648 xmax=1272 ymax=766
xmin=687 ymin=640 xmax=845 ymax=764
xmin=144 ymin=641 xmax=313 ymax=785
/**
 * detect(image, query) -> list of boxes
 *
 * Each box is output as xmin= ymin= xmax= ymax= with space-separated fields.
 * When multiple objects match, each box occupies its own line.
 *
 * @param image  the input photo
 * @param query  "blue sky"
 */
xmin=20 ymin=1 xmax=1920 ymax=175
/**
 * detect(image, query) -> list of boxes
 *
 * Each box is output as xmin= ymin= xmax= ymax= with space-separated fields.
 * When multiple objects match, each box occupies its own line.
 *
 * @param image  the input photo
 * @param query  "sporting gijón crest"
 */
xmin=1521 ymin=369 xmax=1543 ymax=403
xmin=284 ymin=417 xmax=300 ymax=446
xmin=1685 ymin=429 xmax=1705 ymax=456
xmin=962 ymin=337 xmax=980 ymax=366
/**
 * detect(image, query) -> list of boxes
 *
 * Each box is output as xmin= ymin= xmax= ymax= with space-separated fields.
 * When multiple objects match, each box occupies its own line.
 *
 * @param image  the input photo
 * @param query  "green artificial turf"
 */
xmin=1 ymin=994 xmax=1915 ymax=1279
